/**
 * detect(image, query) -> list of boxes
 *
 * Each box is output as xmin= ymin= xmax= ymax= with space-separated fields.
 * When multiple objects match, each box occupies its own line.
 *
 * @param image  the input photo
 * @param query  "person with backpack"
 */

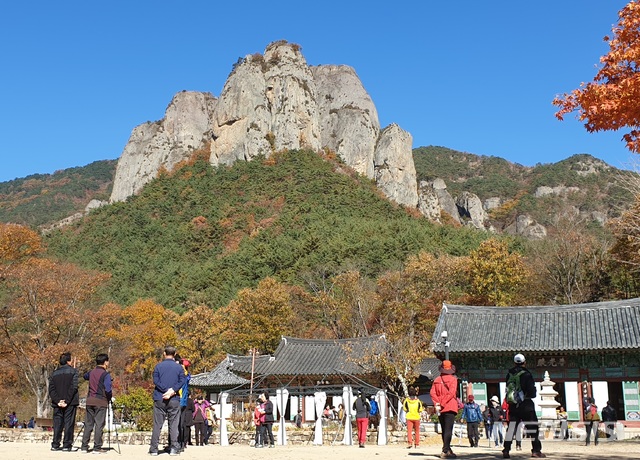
xmin=461 ymin=394 xmax=482 ymax=447
xmin=429 ymin=360 xmax=459 ymax=459
xmin=502 ymin=353 xmax=545 ymax=459
xmin=584 ymin=397 xmax=600 ymax=446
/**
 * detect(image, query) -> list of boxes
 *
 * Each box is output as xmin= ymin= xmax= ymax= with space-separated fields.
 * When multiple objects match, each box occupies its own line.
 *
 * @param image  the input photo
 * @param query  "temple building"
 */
xmin=190 ymin=335 xmax=389 ymax=427
xmin=429 ymin=298 xmax=640 ymax=424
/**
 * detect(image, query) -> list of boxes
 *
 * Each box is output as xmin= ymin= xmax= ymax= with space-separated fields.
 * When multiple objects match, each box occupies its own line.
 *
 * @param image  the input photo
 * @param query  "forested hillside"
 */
xmin=0 ymin=160 xmax=116 ymax=227
xmin=44 ymin=150 xmax=485 ymax=310
xmin=413 ymin=146 xmax=633 ymax=228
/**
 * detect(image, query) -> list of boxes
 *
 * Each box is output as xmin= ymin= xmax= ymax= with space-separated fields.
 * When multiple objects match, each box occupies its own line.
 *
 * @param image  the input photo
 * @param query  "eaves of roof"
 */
xmin=431 ymin=298 xmax=640 ymax=354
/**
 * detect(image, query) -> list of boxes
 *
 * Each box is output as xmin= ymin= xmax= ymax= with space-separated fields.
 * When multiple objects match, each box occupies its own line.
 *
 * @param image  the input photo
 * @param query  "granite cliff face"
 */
xmin=110 ymin=41 xmax=418 ymax=209
xmin=111 ymin=91 xmax=216 ymax=202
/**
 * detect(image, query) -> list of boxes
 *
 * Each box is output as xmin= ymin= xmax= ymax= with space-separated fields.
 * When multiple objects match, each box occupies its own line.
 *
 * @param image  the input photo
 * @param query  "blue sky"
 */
xmin=0 ymin=0 xmax=635 ymax=182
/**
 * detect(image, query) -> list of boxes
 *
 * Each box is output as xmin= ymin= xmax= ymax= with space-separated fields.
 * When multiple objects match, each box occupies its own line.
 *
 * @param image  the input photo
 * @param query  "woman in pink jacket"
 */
xmin=430 ymin=360 xmax=459 ymax=459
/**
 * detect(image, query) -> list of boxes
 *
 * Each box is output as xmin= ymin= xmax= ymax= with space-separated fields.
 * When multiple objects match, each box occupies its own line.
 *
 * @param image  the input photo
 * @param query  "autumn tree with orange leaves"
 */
xmin=105 ymin=299 xmax=178 ymax=382
xmin=553 ymin=1 xmax=640 ymax=153
xmin=0 ymin=223 xmax=43 ymax=278
xmin=0 ymin=224 xmax=110 ymax=416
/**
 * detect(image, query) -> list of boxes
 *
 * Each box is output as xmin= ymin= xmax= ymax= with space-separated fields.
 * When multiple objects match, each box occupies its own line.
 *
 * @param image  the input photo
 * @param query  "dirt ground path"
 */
xmin=2 ymin=438 xmax=639 ymax=460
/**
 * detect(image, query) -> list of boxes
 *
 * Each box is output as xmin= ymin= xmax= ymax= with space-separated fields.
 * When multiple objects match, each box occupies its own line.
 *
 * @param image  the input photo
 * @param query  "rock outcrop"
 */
xmin=504 ymin=215 xmax=547 ymax=239
xmin=417 ymin=179 xmax=460 ymax=224
xmin=313 ymin=64 xmax=380 ymax=178
xmin=456 ymin=191 xmax=488 ymax=229
xmin=111 ymin=91 xmax=216 ymax=202
xmin=109 ymin=41 xmax=419 ymax=209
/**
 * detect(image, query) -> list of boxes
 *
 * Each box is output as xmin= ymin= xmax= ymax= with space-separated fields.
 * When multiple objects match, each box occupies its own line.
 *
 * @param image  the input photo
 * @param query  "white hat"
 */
xmin=491 ymin=396 xmax=500 ymax=404
xmin=514 ymin=353 xmax=526 ymax=364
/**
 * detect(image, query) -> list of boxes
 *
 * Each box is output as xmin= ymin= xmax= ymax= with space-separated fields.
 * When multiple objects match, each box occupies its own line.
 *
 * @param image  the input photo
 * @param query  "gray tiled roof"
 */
xmin=228 ymin=335 xmax=386 ymax=377
xmin=416 ymin=357 xmax=442 ymax=378
xmin=431 ymin=298 xmax=640 ymax=354
xmin=189 ymin=358 xmax=250 ymax=389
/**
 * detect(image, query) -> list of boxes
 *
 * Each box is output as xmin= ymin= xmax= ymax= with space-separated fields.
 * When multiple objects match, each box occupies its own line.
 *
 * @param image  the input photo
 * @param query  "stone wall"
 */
xmin=0 ymin=425 xmax=441 ymax=445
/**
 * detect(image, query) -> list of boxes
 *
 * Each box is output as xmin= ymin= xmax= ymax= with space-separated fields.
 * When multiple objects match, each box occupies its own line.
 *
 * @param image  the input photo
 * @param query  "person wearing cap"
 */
xmin=429 ymin=360 xmax=459 ymax=459
xmin=488 ymin=395 xmax=505 ymax=447
xmin=461 ymin=394 xmax=482 ymax=447
xmin=352 ymin=388 xmax=371 ymax=448
xmin=503 ymin=353 xmax=545 ymax=458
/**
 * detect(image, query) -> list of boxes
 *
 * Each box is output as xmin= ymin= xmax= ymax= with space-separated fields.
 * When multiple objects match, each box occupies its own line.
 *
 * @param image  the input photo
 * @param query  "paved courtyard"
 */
xmin=1 ymin=438 xmax=639 ymax=460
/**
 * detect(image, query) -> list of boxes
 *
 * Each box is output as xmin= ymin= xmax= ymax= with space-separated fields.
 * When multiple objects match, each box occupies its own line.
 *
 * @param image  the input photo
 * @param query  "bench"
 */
xmin=35 ymin=417 xmax=54 ymax=431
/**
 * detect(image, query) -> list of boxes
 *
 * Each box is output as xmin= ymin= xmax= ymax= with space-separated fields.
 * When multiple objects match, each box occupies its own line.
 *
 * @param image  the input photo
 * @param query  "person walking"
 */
xmin=488 ymin=395 xmax=505 ymax=447
xmin=584 ymin=397 xmax=600 ymax=446
xmin=48 ymin=352 xmax=79 ymax=452
xmin=430 ymin=360 xmax=459 ymax=459
xmin=601 ymin=400 xmax=617 ymax=439
xmin=502 ymin=353 xmax=545 ymax=458
xmin=148 ymin=346 xmax=186 ymax=456
xmin=481 ymin=404 xmax=492 ymax=442
xmin=352 ymin=389 xmax=371 ymax=448
xmin=461 ymin=394 xmax=482 ymax=447
xmin=80 ymin=353 xmax=112 ymax=454
xmin=402 ymin=386 xmax=424 ymax=449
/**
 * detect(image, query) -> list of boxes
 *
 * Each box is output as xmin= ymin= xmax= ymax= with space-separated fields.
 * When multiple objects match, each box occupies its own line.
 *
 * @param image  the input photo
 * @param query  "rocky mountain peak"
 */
xmin=110 ymin=41 xmax=418 ymax=209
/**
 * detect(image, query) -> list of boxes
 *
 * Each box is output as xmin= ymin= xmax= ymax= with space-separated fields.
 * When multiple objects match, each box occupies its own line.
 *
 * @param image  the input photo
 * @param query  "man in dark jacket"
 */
xmin=261 ymin=391 xmax=275 ymax=447
xmin=601 ymin=400 xmax=617 ymax=439
xmin=149 ymin=346 xmax=186 ymax=456
xmin=48 ymin=352 xmax=79 ymax=452
xmin=80 ymin=353 xmax=112 ymax=453
xmin=503 ymin=353 xmax=545 ymax=459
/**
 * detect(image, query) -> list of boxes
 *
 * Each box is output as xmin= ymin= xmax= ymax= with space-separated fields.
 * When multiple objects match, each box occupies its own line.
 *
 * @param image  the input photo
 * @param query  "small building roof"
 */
xmin=227 ymin=335 xmax=387 ymax=377
xmin=431 ymin=298 xmax=640 ymax=355
xmin=417 ymin=357 xmax=442 ymax=379
xmin=190 ymin=335 xmax=390 ymax=393
xmin=190 ymin=357 xmax=250 ymax=389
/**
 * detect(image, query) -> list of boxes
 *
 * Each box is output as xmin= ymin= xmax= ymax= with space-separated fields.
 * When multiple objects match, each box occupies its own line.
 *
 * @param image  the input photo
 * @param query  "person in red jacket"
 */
xmin=430 ymin=360 xmax=459 ymax=459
